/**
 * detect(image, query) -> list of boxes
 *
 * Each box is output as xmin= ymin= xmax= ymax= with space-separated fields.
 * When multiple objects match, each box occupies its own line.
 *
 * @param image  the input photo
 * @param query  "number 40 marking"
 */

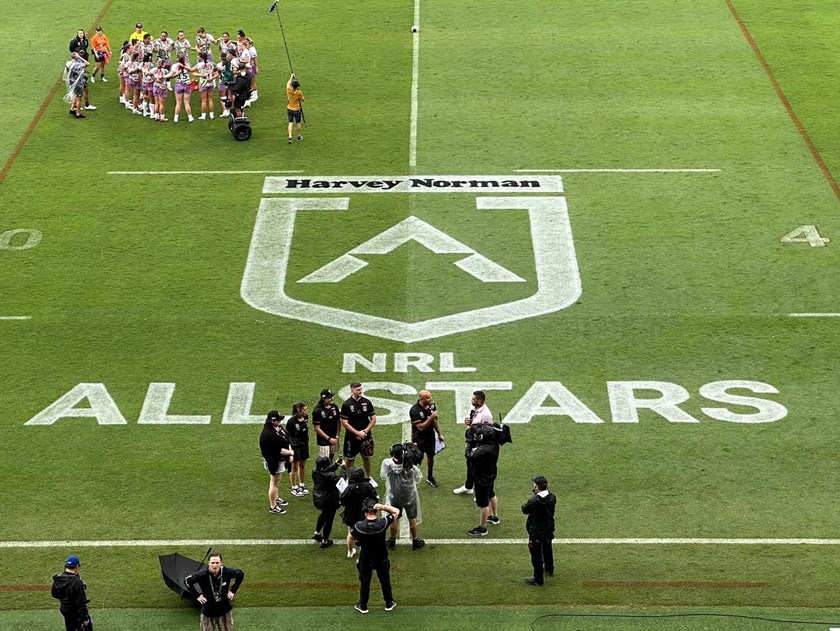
xmin=780 ymin=225 xmax=830 ymax=247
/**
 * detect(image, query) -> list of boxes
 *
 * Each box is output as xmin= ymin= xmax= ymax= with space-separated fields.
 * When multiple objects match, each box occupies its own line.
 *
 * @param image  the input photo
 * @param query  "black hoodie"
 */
xmin=521 ymin=490 xmax=556 ymax=537
xmin=51 ymin=571 xmax=89 ymax=618
xmin=339 ymin=477 xmax=378 ymax=526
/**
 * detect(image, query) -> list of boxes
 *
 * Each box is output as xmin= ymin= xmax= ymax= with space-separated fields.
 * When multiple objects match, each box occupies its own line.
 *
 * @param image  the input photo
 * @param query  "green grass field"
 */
xmin=2 ymin=0 xmax=840 ymax=628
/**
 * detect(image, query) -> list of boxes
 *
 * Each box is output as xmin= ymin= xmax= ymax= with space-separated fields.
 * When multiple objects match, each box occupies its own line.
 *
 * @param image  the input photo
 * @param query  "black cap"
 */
xmin=350 ymin=381 xmax=362 ymax=389
xmin=320 ymin=389 xmax=334 ymax=399
xmin=363 ymin=498 xmax=378 ymax=513
xmin=136 ymin=23 xmax=143 ymax=28
xmin=532 ymin=476 xmax=548 ymax=489
xmin=266 ymin=410 xmax=285 ymax=421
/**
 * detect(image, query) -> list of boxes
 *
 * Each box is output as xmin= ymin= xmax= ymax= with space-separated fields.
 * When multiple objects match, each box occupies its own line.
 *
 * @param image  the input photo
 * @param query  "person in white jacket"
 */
xmin=380 ymin=444 xmax=425 ymax=550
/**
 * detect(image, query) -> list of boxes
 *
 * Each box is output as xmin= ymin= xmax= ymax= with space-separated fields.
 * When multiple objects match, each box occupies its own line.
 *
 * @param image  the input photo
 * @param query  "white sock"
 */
xmin=209 ymin=112 xmax=214 ymax=119
xmin=188 ymin=115 xmax=194 ymax=122
xmin=173 ymin=115 xmax=179 ymax=122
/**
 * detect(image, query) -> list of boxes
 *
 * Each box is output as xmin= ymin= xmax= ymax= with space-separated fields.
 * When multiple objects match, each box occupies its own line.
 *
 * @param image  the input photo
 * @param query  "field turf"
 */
xmin=1 ymin=0 xmax=839 ymax=628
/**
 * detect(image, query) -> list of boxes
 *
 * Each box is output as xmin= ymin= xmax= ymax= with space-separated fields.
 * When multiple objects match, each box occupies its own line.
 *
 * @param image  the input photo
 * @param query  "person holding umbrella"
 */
xmin=185 ymin=552 xmax=244 ymax=631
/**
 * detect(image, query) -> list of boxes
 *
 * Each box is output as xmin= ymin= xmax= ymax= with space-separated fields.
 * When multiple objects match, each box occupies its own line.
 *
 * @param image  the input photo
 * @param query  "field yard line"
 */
xmin=725 ymin=0 xmax=840 ymax=202
xmin=514 ymin=169 xmax=721 ymax=173
xmin=788 ymin=313 xmax=840 ymax=317
xmin=0 ymin=316 xmax=30 ymax=320
xmin=5 ymin=537 xmax=840 ymax=548
xmin=107 ymin=170 xmax=304 ymax=175
xmin=408 ymin=0 xmax=420 ymax=168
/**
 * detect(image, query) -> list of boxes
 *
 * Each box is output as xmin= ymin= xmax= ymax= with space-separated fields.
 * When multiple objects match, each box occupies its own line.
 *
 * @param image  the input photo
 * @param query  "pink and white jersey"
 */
xmin=170 ymin=62 xmax=192 ymax=85
xmin=141 ymin=61 xmax=155 ymax=85
xmin=152 ymin=67 xmax=167 ymax=90
xmin=195 ymin=33 xmax=215 ymax=54
xmin=153 ymin=38 xmax=174 ymax=61
xmin=173 ymin=39 xmax=191 ymax=61
xmin=196 ymin=61 xmax=216 ymax=87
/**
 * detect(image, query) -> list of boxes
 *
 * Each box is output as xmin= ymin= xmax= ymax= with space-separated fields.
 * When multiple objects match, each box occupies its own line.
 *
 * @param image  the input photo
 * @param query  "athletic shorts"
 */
xmin=343 ymin=436 xmax=374 ymax=460
xmin=396 ymin=501 xmax=418 ymax=521
xmin=474 ymin=482 xmax=495 ymax=509
xmin=414 ymin=437 xmax=435 ymax=456
xmin=153 ymin=87 xmax=168 ymax=98
xmin=264 ymin=458 xmax=285 ymax=476
xmin=292 ymin=445 xmax=309 ymax=462
xmin=93 ymin=50 xmax=106 ymax=62
xmin=142 ymin=82 xmax=153 ymax=92
xmin=174 ymin=82 xmax=191 ymax=95
xmin=199 ymin=84 xmax=214 ymax=93
xmin=287 ymin=108 xmax=301 ymax=123
xmin=318 ymin=444 xmax=337 ymax=459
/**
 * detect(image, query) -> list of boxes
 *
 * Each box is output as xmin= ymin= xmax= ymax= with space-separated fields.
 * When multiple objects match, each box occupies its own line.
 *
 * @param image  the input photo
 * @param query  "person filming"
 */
xmin=51 ymin=555 xmax=91 ymax=631
xmin=226 ymin=65 xmax=252 ymax=118
xmin=380 ymin=443 xmax=425 ymax=550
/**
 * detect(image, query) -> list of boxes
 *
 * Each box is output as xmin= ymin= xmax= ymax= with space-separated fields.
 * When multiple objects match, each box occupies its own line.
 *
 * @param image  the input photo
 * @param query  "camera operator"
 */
xmin=226 ymin=64 xmax=252 ymax=118
xmin=466 ymin=422 xmax=510 ymax=536
xmin=185 ymin=551 xmax=244 ymax=631
xmin=312 ymin=455 xmax=343 ymax=548
xmin=380 ymin=443 xmax=425 ymax=550
xmin=51 ymin=555 xmax=91 ymax=631
xmin=351 ymin=499 xmax=399 ymax=614
xmin=410 ymin=389 xmax=444 ymax=487
xmin=453 ymin=390 xmax=493 ymax=495
xmin=339 ymin=467 xmax=378 ymax=559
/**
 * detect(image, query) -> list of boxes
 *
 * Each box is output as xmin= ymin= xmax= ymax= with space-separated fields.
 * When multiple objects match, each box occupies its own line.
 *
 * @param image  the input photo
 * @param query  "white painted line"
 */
xmin=788 ymin=313 xmax=840 ymax=317
xmin=107 ymin=170 xmax=305 ymax=175
xmin=409 ymin=0 xmax=420 ymax=168
xmin=4 ymin=537 xmax=840 ymax=548
xmin=514 ymin=169 xmax=721 ymax=173
xmin=0 ymin=316 xmax=31 ymax=320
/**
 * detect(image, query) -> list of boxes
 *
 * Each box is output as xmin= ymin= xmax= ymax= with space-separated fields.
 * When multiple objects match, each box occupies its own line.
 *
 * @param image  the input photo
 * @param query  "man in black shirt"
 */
xmin=313 ymin=388 xmax=341 ymax=462
xmin=352 ymin=499 xmax=399 ymax=614
xmin=521 ymin=476 xmax=556 ymax=586
xmin=51 ymin=555 xmax=91 ymax=631
xmin=340 ymin=382 xmax=377 ymax=477
xmin=185 ymin=552 xmax=245 ymax=631
xmin=410 ymin=389 xmax=444 ymax=487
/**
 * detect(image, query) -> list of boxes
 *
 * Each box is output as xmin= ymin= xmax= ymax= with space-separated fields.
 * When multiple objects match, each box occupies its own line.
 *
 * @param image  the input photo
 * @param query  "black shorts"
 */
xmin=93 ymin=50 xmax=106 ymax=62
xmin=414 ymin=437 xmax=435 ymax=456
xmin=474 ymin=482 xmax=495 ymax=509
xmin=292 ymin=445 xmax=309 ymax=461
xmin=287 ymin=108 xmax=302 ymax=123
xmin=264 ymin=459 xmax=285 ymax=476
xmin=343 ymin=435 xmax=374 ymax=459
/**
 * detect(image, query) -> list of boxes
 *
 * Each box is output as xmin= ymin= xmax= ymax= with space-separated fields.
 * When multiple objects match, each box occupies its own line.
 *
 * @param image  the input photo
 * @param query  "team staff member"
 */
xmin=311 ymin=455 xmax=342 ymax=547
xmin=128 ymin=23 xmax=147 ymax=45
xmin=51 ymin=555 xmax=91 ymax=631
xmin=313 ymin=388 xmax=341 ymax=462
xmin=410 ymin=389 xmax=444 ymax=487
xmin=286 ymin=72 xmax=304 ymax=143
xmin=352 ymin=499 xmax=399 ymax=614
xmin=453 ymin=390 xmax=493 ymax=495
xmin=259 ymin=410 xmax=293 ymax=514
xmin=341 ymin=381 xmax=377 ymax=477
xmin=522 ymin=476 xmax=556 ymax=586
xmin=185 ymin=552 xmax=244 ymax=631
xmin=287 ymin=401 xmax=311 ymax=497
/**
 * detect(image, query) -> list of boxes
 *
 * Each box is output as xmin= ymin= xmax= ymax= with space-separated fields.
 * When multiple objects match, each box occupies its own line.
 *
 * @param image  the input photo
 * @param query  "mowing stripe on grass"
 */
xmin=514 ymin=169 xmax=721 ymax=173
xmin=5 ymin=537 xmax=840 ymax=548
xmin=409 ymin=0 xmax=420 ymax=168
xmin=726 ymin=0 xmax=840 ymax=202
xmin=108 ymin=170 xmax=305 ymax=175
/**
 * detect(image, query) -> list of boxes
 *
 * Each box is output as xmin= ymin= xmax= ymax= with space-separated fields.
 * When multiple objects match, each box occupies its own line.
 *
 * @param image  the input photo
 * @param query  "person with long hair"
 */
xmin=153 ymin=30 xmax=174 ymax=88
xmin=140 ymin=53 xmax=155 ymax=117
xmin=259 ymin=410 xmax=294 ymax=514
xmin=167 ymin=55 xmax=197 ymax=123
xmin=151 ymin=58 xmax=170 ymax=121
xmin=126 ymin=50 xmax=143 ymax=114
xmin=311 ymin=456 xmax=343 ymax=548
xmin=313 ymin=388 xmax=341 ymax=463
xmin=117 ymin=41 xmax=131 ymax=105
xmin=287 ymin=402 xmax=311 ymax=497
xmin=193 ymin=27 xmax=216 ymax=62
xmin=194 ymin=51 xmax=218 ymax=120
xmin=90 ymin=26 xmax=111 ymax=82
xmin=173 ymin=30 xmax=191 ymax=64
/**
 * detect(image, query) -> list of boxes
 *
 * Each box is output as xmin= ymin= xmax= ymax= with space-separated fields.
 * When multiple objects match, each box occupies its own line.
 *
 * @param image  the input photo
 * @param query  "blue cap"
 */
xmin=65 ymin=555 xmax=80 ymax=567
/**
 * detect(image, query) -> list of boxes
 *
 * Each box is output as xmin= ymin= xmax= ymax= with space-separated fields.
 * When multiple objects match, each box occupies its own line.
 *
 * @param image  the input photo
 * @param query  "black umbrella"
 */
xmin=159 ymin=549 xmax=210 ymax=607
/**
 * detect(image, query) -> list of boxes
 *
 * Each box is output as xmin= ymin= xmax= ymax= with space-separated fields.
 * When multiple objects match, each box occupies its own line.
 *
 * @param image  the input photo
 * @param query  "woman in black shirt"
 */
xmin=287 ymin=402 xmax=311 ymax=497
xmin=259 ymin=410 xmax=293 ymax=514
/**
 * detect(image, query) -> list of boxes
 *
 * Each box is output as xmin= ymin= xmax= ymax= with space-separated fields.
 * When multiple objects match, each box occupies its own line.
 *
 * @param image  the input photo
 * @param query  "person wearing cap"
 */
xmin=128 ymin=23 xmax=147 ymax=45
xmin=287 ymin=401 xmax=311 ymax=497
xmin=410 ymin=389 xmax=444 ymax=487
xmin=380 ymin=443 xmax=425 ymax=550
xmin=521 ymin=476 xmax=556 ymax=586
xmin=351 ymin=500 xmax=399 ymax=614
xmin=51 ymin=555 xmax=91 ymax=630
xmin=340 ymin=467 xmax=378 ymax=559
xmin=313 ymin=388 xmax=341 ymax=462
xmin=185 ymin=551 xmax=244 ymax=631
xmin=286 ymin=73 xmax=304 ymax=144
xmin=340 ymin=382 xmax=377 ymax=477
xmin=90 ymin=26 xmax=111 ymax=83
xmin=311 ymin=455 xmax=343 ymax=547
xmin=259 ymin=410 xmax=294 ymax=514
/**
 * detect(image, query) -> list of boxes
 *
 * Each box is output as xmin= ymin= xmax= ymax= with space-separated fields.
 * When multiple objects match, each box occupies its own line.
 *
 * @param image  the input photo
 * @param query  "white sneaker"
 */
xmin=132 ymin=108 xmax=142 ymax=115
xmin=250 ymin=91 xmax=258 ymax=102
xmin=198 ymin=114 xmax=206 ymax=120
xmin=347 ymin=548 xmax=356 ymax=559
xmin=244 ymin=100 xmax=251 ymax=108
xmin=209 ymin=112 xmax=214 ymax=120
xmin=173 ymin=116 xmax=179 ymax=123
xmin=90 ymin=75 xmax=95 ymax=84
xmin=453 ymin=485 xmax=474 ymax=495
xmin=101 ymin=76 xmax=108 ymax=82
xmin=188 ymin=115 xmax=195 ymax=122
xmin=119 ymin=96 xmax=125 ymax=104
xmin=220 ymin=110 xmax=230 ymax=118
xmin=84 ymin=104 xmax=97 ymax=110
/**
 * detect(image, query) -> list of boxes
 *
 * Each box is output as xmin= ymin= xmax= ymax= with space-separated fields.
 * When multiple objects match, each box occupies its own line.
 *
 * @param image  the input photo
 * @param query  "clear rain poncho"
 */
xmin=380 ymin=457 xmax=422 ymax=524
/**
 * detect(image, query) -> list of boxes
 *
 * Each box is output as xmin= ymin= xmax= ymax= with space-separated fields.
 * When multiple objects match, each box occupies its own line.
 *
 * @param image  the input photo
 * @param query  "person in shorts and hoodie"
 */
xmin=259 ymin=410 xmax=294 ymax=514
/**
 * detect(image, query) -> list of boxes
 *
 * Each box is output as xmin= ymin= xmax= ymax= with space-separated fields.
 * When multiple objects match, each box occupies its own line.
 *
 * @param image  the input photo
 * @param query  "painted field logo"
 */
xmin=241 ymin=175 xmax=581 ymax=342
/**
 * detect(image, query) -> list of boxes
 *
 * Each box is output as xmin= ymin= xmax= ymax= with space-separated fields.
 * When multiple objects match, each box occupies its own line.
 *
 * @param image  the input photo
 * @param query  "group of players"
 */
xmin=65 ymin=24 xmax=262 ymax=123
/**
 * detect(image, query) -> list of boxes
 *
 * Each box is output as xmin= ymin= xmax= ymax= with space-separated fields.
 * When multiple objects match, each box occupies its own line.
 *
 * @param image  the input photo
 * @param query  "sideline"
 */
xmin=0 ymin=0 xmax=117 ymax=186
xmin=514 ymin=169 xmax=720 ymax=173
xmin=725 ymin=0 xmax=840 ymax=202
xmin=108 ymin=170 xmax=305 ymax=175
xmin=408 ymin=0 xmax=420 ymax=168
xmin=4 ymin=537 xmax=840 ymax=548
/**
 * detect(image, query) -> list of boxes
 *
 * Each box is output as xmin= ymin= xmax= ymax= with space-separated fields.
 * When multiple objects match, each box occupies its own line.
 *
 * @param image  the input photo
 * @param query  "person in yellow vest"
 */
xmin=286 ymin=73 xmax=304 ymax=144
xmin=128 ymin=23 xmax=147 ymax=45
